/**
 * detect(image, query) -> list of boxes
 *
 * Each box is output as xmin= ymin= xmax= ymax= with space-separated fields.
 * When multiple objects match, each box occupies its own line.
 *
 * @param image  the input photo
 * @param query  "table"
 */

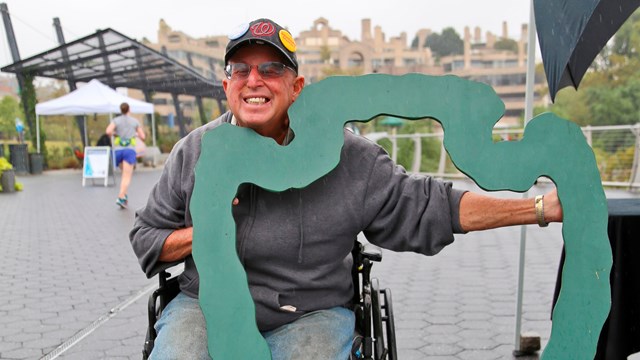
xmin=553 ymin=198 xmax=640 ymax=359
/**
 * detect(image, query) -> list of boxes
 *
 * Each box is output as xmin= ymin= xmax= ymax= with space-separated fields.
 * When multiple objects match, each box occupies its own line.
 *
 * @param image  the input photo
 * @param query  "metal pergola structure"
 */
xmin=1 ymin=27 xmax=225 ymax=98
xmin=1 ymin=27 xmax=226 ymax=140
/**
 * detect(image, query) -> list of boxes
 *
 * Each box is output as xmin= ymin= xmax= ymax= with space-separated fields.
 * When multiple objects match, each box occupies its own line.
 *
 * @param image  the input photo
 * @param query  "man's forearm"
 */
xmin=159 ymin=227 xmax=193 ymax=262
xmin=459 ymin=190 xmax=562 ymax=232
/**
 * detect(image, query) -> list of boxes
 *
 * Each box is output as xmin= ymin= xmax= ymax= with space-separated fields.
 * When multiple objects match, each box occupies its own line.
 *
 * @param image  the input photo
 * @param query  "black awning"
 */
xmin=1 ymin=28 xmax=225 ymax=99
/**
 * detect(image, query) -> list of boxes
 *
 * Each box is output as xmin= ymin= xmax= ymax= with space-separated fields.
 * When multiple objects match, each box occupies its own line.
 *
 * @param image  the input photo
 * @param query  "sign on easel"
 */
xmin=82 ymin=146 xmax=115 ymax=187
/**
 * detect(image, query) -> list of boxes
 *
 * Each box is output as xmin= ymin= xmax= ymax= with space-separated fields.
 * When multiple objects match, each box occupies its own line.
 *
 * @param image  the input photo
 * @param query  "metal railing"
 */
xmin=375 ymin=123 xmax=640 ymax=189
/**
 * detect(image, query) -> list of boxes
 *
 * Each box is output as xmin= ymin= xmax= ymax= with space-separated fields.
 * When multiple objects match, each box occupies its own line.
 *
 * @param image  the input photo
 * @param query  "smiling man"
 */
xmin=222 ymin=23 xmax=304 ymax=145
xmin=130 ymin=18 xmax=562 ymax=360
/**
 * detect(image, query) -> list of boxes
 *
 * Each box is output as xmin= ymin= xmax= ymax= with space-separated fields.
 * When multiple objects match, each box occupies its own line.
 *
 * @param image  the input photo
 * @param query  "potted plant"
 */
xmin=0 ymin=157 xmax=23 ymax=193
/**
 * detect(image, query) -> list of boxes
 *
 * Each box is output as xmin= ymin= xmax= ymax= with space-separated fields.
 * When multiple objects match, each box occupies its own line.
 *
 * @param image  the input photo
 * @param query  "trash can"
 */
xmin=1 ymin=168 xmax=15 ymax=193
xmin=29 ymin=153 xmax=43 ymax=175
xmin=9 ymin=144 xmax=29 ymax=175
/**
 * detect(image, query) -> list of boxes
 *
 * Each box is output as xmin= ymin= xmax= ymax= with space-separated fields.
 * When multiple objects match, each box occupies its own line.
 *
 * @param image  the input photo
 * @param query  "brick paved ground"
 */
xmin=0 ymin=168 xmax=158 ymax=360
xmin=0 ymin=168 xmax=635 ymax=359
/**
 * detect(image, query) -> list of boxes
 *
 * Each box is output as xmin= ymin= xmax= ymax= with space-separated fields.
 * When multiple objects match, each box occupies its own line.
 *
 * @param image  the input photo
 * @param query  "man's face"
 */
xmin=223 ymin=44 xmax=304 ymax=142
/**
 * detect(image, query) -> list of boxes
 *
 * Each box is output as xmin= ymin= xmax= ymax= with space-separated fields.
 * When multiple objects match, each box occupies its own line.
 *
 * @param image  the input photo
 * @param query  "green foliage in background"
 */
xmin=157 ymin=131 xmax=180 ymax=153
xmin=0 ymin=96 xmax=24 ymax=140
xmin=423 ymin=28 xmax=463 ymax=59
xmin=593 ymin=145 xmax=636 ymax=183
xmin=549 ymin=10 xmax=640 ymax=128
xmin=356 ymin=116 xmax=457 ymax=175
xmin=19 ymin=73 xmax=48 ymax=159
xmin=545 ymin=10 xmax=640 ymax=174
xmin=494 ymin=38 xmax=518 ymax=53
xmin=45 ymin=142 xmax=80 ymax=170
xmin=321 ymin=66 xmax=364 ymax=78
xmin=0 ymin=157 xmax=12 ymax=171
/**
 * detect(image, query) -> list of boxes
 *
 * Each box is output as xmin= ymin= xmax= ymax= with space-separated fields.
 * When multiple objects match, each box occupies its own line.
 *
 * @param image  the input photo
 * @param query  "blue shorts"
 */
xmin=115 ymin=148 xmax=136 ymax=167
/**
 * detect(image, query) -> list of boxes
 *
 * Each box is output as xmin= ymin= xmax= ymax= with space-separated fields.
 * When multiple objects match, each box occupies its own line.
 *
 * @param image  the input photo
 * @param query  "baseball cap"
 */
xmin=225 ymin=18 xmax=298 ymax=72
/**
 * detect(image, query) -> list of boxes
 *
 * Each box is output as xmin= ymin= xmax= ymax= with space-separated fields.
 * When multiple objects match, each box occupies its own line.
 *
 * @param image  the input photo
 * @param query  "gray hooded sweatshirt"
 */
xmin=130 ymin=111 xmax=466 ymax=331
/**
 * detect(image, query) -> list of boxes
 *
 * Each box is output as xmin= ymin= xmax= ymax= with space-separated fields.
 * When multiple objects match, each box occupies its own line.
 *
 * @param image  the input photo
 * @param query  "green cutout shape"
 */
xmin=191 ymin=74 xmax=611 ymax=359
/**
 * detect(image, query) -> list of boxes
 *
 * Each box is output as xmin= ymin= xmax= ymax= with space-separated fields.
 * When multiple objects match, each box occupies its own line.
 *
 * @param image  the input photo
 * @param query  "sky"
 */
xmin=0 ymin=0 xmax=533 ymax=67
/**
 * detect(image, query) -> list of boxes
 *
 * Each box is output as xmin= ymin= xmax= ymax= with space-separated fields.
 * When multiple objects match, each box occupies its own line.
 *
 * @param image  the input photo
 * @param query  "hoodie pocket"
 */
xmin=250 ymin=286 xmax=306 ymax=314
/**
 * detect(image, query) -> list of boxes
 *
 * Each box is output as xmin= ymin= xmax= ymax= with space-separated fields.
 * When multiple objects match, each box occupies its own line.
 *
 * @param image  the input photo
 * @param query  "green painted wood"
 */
xmin=191 ymin=73 xmax=611 ymax=359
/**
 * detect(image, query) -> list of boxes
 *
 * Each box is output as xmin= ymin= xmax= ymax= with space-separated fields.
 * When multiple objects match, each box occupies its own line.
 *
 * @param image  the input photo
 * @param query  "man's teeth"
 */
xmin=246 ymin=97 xmax=266 ymax=104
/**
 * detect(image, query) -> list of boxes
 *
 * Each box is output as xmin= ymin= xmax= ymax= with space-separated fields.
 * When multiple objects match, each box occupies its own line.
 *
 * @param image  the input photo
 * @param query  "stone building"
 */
xmin=139 ymin=20 xmax=228 ymax=130
xmin=295 ymin=18 xmax=439 ymax=83
xmin=296 ymin=19 xmax=546 ymax=127
xmin=439 ymin=22 xmax=548 ymax=126
xmin=142 ymin=18 xmax=545 ymax=128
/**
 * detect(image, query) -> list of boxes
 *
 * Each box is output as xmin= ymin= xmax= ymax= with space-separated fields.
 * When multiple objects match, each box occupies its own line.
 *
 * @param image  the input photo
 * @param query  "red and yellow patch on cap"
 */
xmin=250 ymin=21 xmax=276 ymax=37
xmin=279 ymin=29 xmax=296 ymax=53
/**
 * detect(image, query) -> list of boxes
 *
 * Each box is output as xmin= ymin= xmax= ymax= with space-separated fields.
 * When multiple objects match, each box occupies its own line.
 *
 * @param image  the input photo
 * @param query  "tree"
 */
xmin=19 ymin=73 xmax=48 ymax=158
xmin=320 ymin=45 xmax=332 ymax=63
xmin=494 ymin=38 xmax=518 ymax=53
xmin=0 ymin=96 xmax=24 ymax=140
xmin=424 ymin=27 xmax=463 ymax=59
xmin=410 ymin=36 xmax=419 ymax=49
xmin=549 ymin=9 xmax=640 ymax=127
xmin=320 ymin=66 xmax=363 ymax=79
xmin=585 ymin=75 xmax=640 ymax=126
xmin=611 ymin=11 xmax=640 ymax=59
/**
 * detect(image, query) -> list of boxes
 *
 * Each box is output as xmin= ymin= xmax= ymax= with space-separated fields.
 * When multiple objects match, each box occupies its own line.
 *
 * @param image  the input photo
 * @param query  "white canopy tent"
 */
xmin=34 ymin=79 xmax=155 ymax=153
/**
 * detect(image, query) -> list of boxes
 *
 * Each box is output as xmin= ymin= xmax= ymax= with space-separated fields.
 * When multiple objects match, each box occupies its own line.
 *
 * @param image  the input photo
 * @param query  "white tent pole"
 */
xmin=36 ymin=114 xmax=40 ymax=153
xmin=515 ymin=0 xmax=537 ymax=352
xmin=152 ymin=113 xmax=156 ymax=148
xmin=524 ymin=0 xmax=536 ymax=124
xmin=84 ymin=115 xmax=88 ymax=147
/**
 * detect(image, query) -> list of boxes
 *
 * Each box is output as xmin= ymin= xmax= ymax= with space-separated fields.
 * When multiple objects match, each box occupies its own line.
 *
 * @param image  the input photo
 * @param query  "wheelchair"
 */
xmin=142 ymin=240 xmax=397 ymax=360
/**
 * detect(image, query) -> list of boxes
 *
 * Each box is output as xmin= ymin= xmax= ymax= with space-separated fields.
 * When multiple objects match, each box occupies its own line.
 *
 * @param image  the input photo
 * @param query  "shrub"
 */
xmin=46 ymin=147 xmax=64 ymax=170
xmin=62 ymin=157 xmax=80 ymax=169
xmin=158 ymin=132 xmax=180 ymax=153
xmin=0 ymin=157 xmax=23 ymax=192
xmin=0 ymin=157 xmax=11 ymax=171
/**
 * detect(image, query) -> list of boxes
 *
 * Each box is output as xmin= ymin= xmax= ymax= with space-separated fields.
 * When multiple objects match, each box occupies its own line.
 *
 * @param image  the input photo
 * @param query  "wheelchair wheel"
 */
xmin=380 ymin=288 xmax=397 ymax=360
xmin=370 ymin=278 xmax=398 ymax=360
xmin=370 ymin=278 xmax=388 ymax=360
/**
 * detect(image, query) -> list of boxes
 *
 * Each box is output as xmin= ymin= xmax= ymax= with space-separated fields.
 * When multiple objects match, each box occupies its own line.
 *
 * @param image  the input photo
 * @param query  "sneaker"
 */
xmin=116 ymin=197 xmax=128 ymax=209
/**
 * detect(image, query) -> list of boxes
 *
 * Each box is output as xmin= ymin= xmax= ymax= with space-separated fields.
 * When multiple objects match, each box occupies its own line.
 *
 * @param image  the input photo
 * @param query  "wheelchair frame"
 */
xmin=352 ymin=242 xmax=398 ymax=360
xmin=142 ymin=241 xmax=396 ymax=360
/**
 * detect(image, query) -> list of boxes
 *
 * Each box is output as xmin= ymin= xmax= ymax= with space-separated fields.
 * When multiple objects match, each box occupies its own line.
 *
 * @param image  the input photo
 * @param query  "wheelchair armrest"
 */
xmin=146 ymin=260 xmax=183 ymax=279
xmin=361 ymin=243 xmax=382 ymax=262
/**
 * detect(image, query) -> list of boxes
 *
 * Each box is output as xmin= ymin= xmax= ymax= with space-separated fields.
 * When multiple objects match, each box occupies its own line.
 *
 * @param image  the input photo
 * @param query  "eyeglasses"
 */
xmin=224 ymin=62 xmax=296 ymax=80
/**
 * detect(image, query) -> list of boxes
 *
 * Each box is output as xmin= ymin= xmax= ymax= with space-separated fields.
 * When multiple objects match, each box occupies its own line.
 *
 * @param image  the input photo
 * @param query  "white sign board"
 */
xmin=82 ymin=146 xmax=114 ymax=187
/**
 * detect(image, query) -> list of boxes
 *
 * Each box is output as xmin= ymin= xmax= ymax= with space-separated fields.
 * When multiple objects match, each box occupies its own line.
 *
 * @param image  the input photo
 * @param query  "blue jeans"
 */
xmin=151 ymin=292 xmax=355 ymax=360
